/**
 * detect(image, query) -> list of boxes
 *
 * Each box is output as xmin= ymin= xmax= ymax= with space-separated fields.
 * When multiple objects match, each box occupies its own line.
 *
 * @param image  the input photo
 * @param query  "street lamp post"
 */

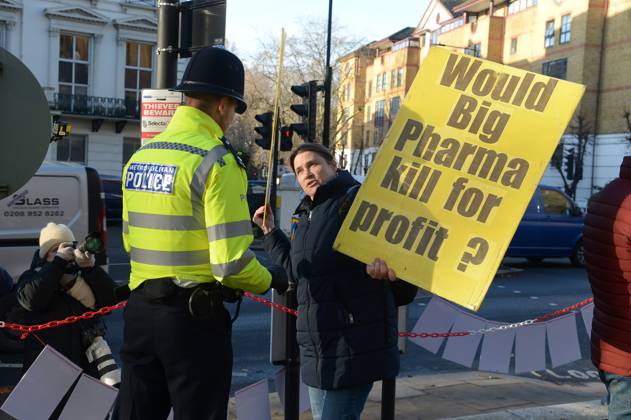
xmin=322 ymin=0 xmax=333 ymax=148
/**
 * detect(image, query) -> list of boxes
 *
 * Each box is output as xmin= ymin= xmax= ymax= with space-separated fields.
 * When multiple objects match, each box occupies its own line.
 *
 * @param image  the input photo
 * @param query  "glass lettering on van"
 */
xmin=6 ymin=190 xmax=61 ymax=207
xmin=125 ymin=163 xmax=178 ymax=194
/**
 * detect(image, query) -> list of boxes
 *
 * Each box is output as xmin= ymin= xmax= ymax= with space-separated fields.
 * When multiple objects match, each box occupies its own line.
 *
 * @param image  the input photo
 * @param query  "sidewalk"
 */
xmin=229 ymin=371 xmax=606 ymax=420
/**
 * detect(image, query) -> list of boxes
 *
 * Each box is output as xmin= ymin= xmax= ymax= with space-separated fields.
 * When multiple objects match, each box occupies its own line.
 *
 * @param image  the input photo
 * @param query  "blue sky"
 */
xmin=226 ymin=0 xmax=430 ymax=59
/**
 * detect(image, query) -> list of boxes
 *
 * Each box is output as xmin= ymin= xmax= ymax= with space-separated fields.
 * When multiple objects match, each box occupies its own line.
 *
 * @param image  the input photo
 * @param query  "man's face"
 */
xmin=293 ymin=151 xmax=337 ymax=199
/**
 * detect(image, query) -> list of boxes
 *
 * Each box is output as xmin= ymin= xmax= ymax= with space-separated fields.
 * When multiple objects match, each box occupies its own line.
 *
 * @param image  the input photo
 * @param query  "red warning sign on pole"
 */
xmin=140 ymin=89 xmax=182 ymax=144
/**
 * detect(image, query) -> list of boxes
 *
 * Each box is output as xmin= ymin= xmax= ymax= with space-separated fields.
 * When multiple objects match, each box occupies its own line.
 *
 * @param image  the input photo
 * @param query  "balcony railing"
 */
xmin=50 ymin=93 xmax=140 ymax=120
xmin=124 ymin=0 xmax=156 ymax=6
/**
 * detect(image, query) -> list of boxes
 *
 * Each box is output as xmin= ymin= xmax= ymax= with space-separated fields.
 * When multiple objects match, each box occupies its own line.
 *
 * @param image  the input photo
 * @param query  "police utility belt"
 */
xmin=135 ymin=278 xmax=243 ymax=322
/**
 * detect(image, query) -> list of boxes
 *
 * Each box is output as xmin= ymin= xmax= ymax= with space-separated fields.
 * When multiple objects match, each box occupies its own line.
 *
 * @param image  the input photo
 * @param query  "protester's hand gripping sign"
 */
xmin=333 ymin=48 xmax=584 ymax=310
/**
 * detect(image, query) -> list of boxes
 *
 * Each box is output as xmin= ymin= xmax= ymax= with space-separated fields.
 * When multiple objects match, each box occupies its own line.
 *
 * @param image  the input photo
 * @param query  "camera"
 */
xmin=71 ymin=232 xmax=104 ymax=254
xmin=83 ymin=326 xmax=121 ymax=388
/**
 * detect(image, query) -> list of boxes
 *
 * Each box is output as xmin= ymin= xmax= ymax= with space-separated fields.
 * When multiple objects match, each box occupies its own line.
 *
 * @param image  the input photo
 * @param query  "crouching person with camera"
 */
xmin=16 ymin=223 xmax=120 ymax=386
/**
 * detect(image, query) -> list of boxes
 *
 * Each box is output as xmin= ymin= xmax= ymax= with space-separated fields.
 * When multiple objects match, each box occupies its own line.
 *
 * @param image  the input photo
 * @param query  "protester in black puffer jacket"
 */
xmin=16 ymin=223 xmax=117 ymax=378
xmin=254 ymin=143 xmax=415 ymax=420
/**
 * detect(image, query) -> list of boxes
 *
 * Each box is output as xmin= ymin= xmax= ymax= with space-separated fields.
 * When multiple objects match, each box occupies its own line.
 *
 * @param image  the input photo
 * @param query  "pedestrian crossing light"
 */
xmin=254 ymin=111 xmax=273 ymax=150
xmin=290 ymin=80 xmax=319 ymax=143
xmin=280 ymin=126 xmax=293 ymax=152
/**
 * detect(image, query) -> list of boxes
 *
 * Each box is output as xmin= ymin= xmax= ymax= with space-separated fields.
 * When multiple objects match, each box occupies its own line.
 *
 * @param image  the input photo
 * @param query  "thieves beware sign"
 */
xmin=140 ymin=89 xmax=183 ymax=144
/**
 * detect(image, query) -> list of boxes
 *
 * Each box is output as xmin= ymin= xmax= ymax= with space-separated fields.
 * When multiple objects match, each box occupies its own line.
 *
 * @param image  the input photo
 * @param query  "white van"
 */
xmin=0 ymin=161 xmax=108 ymax=281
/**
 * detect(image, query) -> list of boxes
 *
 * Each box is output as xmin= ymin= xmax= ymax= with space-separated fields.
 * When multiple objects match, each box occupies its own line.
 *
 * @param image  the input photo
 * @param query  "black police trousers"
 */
xmin=116 ymin=280 xmax=232 ymax=420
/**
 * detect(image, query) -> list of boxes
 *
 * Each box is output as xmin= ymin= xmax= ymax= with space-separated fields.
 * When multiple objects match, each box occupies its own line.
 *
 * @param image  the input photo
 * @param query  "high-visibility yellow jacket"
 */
xmin=122 ymin=106 xmax=271 ymax=293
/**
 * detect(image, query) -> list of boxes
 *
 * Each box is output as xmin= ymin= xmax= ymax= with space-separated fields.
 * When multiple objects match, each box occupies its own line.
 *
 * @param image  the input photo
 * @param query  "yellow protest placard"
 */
xmin=333 ymin=47 xmax=585 ymax=310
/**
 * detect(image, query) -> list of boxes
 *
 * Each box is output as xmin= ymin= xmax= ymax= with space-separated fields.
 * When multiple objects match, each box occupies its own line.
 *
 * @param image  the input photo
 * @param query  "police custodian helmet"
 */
xmin=172 ymin=46 xmax=247 ymax=114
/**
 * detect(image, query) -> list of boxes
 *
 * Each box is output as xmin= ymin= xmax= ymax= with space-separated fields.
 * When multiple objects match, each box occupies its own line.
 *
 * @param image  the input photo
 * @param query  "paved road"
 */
xmin=0 ymin=224 xmax=596 ymax=392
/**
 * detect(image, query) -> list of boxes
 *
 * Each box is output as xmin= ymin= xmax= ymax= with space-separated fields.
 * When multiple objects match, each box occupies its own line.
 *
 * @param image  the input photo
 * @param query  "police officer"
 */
xmin=117 ymin=46 xmax=287 ymax=420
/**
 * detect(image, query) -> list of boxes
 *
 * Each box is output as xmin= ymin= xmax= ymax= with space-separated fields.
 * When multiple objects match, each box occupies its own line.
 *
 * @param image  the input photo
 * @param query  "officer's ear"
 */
xmin=217 ymin=96 xmax=237 ymax=115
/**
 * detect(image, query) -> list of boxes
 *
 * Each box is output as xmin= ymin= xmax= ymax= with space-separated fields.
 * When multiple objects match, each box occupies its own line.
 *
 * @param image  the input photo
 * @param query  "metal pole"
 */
xmin=156 ymin=0 xmax=179 ymax=89
xmin=322 ymin=0 xmax=333 ymax=148
xmin=284 ymin=282 xmax=300 ymax=419
xmin=381 ymin=378 xmax=396 ymax=420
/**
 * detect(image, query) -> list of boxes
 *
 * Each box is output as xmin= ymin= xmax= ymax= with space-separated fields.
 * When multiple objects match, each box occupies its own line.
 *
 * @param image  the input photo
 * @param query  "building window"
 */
xmin=123 ymin=137 xmax=141 ymax=165
xmin=382 ymin=72 xmax=387 ymax=90
xmin=57 ymin=134 xmax=86 ymax=164
xmin=365 ymin=130 xmax=371 ymax=147
xmin=510 ymin=38 xmax=518 ymax=55
xmin=345 ymin=62 xmax=351 ymax=77
xmin=376 ymin=74 xmax=381 ymax=92
xmin=431 ymin=30 xmax=439 ymax=45
xmin=375 ymin=100 xmax=385 ymax=128
xmin=125 ymin=42 xmax=153 ymax=109
xmin=390 ymin=96 xmax=401 ymax=120
xmin=397 ymin=68 xmax=403 ymax=87
xmin=545 ymin=20 xmax=555 ymax=48
xmin=59 ymin=33 xmax=90 ymax=96
xmin=542 ymin=58 xmax=567 ymax=80
xmin=560 ymin=15 xmax=571 ymax=44
xmin=466 ymin=43 xmax=481 ymax=58
xmin=365 ymin=105 xmax=371 ymax=123
xmin=390 ymin=70 xmax=395 ymax=89
xmin=508 ymin=0 xmax=538 ymax=15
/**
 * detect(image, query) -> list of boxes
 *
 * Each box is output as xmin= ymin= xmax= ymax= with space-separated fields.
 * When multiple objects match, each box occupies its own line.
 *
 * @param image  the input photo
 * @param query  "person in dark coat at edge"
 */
xmin=584 ymin=156 xmax=631 ymax=420
xmin=253 ymin=143 xmax=417 ymax=420
xmin=16 ymin=223 xmax=117 ymax=382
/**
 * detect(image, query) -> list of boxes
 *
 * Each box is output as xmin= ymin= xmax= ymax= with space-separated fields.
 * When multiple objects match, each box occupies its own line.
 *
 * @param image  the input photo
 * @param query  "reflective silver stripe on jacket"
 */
xmin=130 ymin=248 xmax=209 ymax=266
xmin=127 ymin=142 xmax=229 ymax=231
xmin=211 ymin=250 xmax=255 ymax=277
xmin=122 ymin=221 xmax=129 ymax=234
xmin=207 ymin=220 xmax=253 ymax=241
xmin=128 ymin=212 xmax=202 ymax=230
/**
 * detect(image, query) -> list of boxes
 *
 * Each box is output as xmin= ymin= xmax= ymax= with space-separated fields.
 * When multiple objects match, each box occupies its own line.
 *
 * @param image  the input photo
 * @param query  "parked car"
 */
xmin=101 ymin=175 xmax=122 ymax=224
xmin=506 ymin=185 xmax=584 ymax=266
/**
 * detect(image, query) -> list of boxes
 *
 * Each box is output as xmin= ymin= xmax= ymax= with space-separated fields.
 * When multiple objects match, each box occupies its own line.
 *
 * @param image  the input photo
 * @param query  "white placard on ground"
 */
xmin=58 ymin=374 xmax=117 ymax=420
xmin=1 ymin=346 xmax=82 ymax=419
xmin=235 ymin=378 xmax=271 ymax=420
xmin=274 ymin=368 xmax=311 ymax=414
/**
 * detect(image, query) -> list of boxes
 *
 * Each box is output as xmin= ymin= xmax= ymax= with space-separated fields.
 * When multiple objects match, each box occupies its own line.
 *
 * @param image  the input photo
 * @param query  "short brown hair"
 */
xmin=289 ymin=143 xmax=335 ymax=172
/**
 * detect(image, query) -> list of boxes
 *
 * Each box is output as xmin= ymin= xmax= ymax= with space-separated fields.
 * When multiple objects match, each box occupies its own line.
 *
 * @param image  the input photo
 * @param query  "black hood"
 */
xmin=29 ymin=250 xmax=46 ymax=271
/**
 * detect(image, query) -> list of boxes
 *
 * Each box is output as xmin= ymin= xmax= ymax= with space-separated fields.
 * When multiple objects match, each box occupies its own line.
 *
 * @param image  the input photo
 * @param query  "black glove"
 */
xmin=268 ymin=265 xmax=288 ymax=295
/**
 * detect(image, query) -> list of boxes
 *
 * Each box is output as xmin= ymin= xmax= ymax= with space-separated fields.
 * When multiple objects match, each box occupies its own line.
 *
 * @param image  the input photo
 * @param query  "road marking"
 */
xmin=497 ymin=285 xmax=505 ymax=289
xmin=232 ymin=371 xmax=248 ymax=377
xmin=549 ymin=302 xmax=558 ymax=306
xmin=530 ymin=296 xmax=539 ymax=299
xmin=417 ymin=303 xmax=426 ymax=306
xmin=513 ymin=290 xmax=522 ymax=294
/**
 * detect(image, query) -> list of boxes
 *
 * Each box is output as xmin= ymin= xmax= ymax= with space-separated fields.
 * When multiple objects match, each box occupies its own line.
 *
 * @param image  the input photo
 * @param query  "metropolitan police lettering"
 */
xmin=125 ymin=163 xmax=178 ymax=194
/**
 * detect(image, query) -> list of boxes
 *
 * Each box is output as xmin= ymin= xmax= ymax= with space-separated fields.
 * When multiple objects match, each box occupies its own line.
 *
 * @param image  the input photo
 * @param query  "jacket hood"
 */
xmin=30 ymin=249 xmax=46 ymax=270
xmin=620 ymin=157 xmax=631 ymax=180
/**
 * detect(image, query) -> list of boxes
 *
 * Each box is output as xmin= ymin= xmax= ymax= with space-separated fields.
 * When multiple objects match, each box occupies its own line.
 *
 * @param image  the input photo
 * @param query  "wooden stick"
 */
xmin=263 ymin=28 xmax=286 ymax=225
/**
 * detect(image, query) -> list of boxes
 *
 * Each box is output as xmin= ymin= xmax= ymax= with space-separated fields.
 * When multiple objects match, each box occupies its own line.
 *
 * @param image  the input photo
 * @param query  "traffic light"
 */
xmin=254 ymin=111 xmax=273 ymax=150
xmin=564 ymin=150 xmax=575 ymax=180
xmin=279 ymin=126 xmax=294 ymax=152
xmin=290 ymin=80 xmax=319 ymax=143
